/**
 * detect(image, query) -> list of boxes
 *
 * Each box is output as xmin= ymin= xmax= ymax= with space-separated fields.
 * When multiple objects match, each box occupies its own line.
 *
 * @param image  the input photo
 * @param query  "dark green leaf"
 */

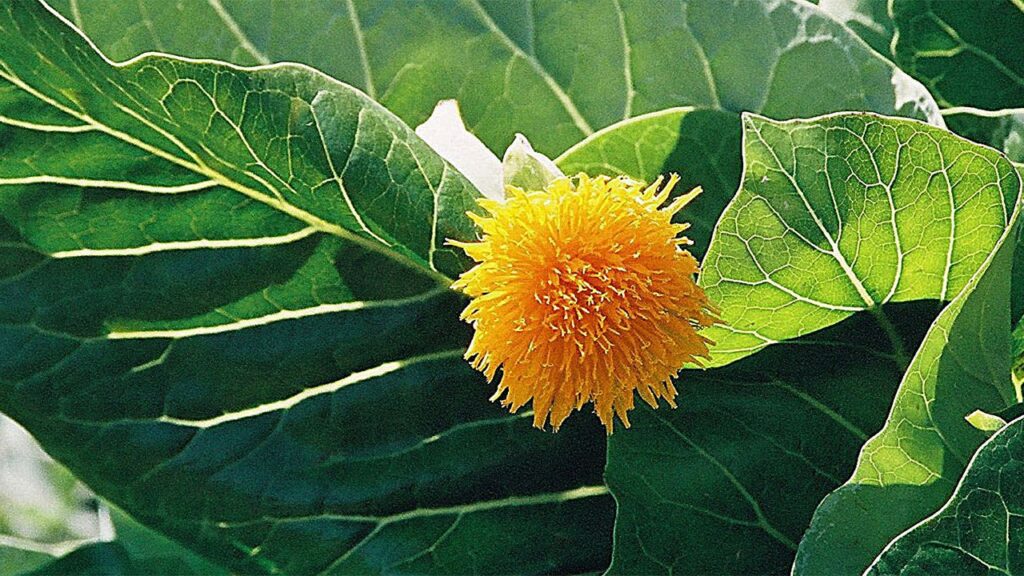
xmin=22 ymin=507 xmax=226 ymax=576
xmin=100 ymin=507 xmax=227 ymax=576
xmin=891 ymin=0 xmax=1024 ymax=110
xmin=946 ymin=109 xmax=1024 ymax=164
xmin=0 ymin=3 xmax=613 ymax=574
xmin=606 ymin=301 xmax=934 ymax=575
xmin=25 ymin=543 xmax=133 ymax=576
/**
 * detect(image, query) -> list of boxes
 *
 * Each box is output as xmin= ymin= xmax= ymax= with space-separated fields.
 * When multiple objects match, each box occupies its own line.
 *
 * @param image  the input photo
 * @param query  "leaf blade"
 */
xmin=48 ymin=0 xmax=942 ymax=156
xmin=868 ymin=414 xmax=1024 ymax=575
xmin=0 ymin=3 xmax=615 ymax=574
xmin=603 ymin=111 xmax=1022 ymax=575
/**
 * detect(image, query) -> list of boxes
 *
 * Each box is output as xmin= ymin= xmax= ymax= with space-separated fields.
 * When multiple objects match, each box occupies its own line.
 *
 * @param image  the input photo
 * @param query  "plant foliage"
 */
xmin=2 ymin=1 xmax=1024 ymax=575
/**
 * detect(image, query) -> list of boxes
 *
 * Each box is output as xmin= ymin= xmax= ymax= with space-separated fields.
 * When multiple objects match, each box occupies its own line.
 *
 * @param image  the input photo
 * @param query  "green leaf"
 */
xmin=0 ymin=3 xmax=613 ymax=574
xmin=48 ymin=0 xmax=941 ymax=156
xmin=605 ymin=301 xmax=935 ymax=574
xmin=24 ymin=543 xmax=134 ymax=576
xmin=701 ymin=113 xmax=1021 ymax=366
xmin=945 ymin=109 xmax=1024 ymax=164
xmin=502 ymin=134 xmax=564 ymax=191
xmin=0 ymin=11 xmax=479 ymax=281
xmin=868 ymin=414 xmax=1024 ymax=575
xmin=100 ymin=507 xmax=228 ymax=576
xmin=605 ymin=112 xmax=1022 ymax=574
xmin=890 ymin=0 xmax=1024 ymax=110
xmin=792 ymin=147 xmax=1021 ymax=573
xmin=1 ymin=539 xmax=57 ymax=575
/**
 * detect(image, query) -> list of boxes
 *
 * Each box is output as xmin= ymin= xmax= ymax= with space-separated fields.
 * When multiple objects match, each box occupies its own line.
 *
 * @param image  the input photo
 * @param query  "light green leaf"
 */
xmin=605 ymin=112 xmax=1022 ymax=574
xmin=503 ymin=134 xmax=563 ymax=192
xmin=793 ymin=149 xmax=1021 ymax=573
xmin=890 ymin=0 xmax=1024 ymax=110
xmin=48 ymin=0 xmax=941 ymax=156
xmin=0 ymin=10 xmax=479 ymax=281
xmin=0 ymin=3 xmax=613 ymax=574
xmin=965 ymin=409 xmax=1008 ymax=434
xmin=868 ymin=415 xmax=1024 ymax=575
xmin=701 ymin=112 xmax=1020 ymax=366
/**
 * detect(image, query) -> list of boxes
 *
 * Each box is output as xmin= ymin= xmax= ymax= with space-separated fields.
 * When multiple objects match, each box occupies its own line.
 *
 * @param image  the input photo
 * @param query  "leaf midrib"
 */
xmin=746 ymin=118 xmax=877 ymax=308
xmin=313 ymin=485 xmax=610 ymax=575
xmin=0 ymin=45 xmax=453 ymax=286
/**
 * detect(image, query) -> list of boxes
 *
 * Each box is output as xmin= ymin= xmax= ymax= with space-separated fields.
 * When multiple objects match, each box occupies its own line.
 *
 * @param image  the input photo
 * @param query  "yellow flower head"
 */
xmin=451 ymin=173 xmax=716 ymax=433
